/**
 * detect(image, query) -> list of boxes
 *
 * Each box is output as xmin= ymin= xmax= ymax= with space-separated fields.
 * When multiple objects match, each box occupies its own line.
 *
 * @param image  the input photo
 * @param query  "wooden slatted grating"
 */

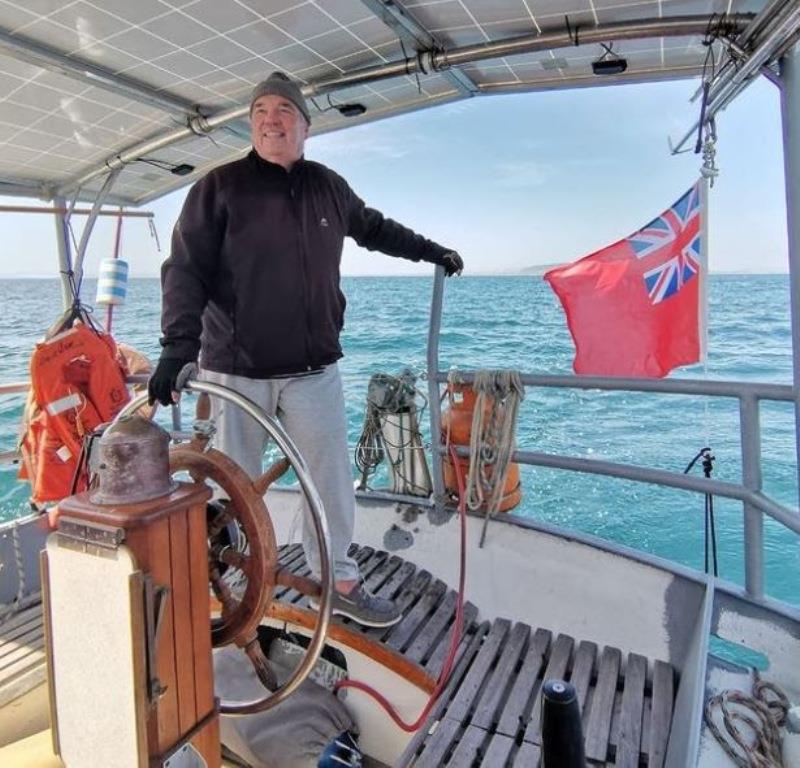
xmin=397 ymin=617 xmax=677 ymax=767
xmin=272 ymin=543 xmax=482 ymax=683
xmin=0 ymin=603 xmax=46 ymax=706
xmin=273 ymin=544 xmax=677 ymax=767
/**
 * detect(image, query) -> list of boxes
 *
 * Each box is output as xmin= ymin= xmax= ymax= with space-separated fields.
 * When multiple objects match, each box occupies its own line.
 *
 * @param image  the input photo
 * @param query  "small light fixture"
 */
xmin=336 ymin=103 xmax=367 ymax=118
xmin=592 ymin=43 xmax=627 ymax=76
xmin=311 ymin=94 xmax=368 ymax=119
xmin=137 ymin=157 xmax=196 ymax=176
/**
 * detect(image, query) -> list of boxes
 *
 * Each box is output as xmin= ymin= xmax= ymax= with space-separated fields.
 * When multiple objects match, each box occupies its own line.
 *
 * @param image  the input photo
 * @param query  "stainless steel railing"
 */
xmin=425 ymin=266 xmax=800 ymax=600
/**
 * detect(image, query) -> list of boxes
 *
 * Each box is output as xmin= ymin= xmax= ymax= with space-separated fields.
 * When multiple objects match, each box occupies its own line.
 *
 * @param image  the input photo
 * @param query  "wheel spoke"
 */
xmin=253 ymin=458 xmax=290 ymax=496
xmin=242 ymin=636 xmax=277 ymax=691
xmin=209 ymin=565 xmax=239 ymax=616
xmin=218 ymin=547 xmax=251 ymax=577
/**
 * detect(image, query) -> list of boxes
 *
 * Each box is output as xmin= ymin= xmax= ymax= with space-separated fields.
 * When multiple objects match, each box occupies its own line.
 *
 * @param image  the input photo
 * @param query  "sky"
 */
xmin=0 ymin=74 xmax=788 ymax=277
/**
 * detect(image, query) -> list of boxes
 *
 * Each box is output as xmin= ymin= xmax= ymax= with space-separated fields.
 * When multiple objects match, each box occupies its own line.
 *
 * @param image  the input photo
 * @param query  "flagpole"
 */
xmin=698 ymin=177 xmax=710 ymax=364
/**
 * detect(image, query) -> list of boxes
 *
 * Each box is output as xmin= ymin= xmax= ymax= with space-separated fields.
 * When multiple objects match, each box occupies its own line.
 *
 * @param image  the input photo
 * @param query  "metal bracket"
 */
xmin=191 ymin=419 xmax=216 ymax=444
xmin=56 ymin=515 xmax=125 ymax=554
xmin=143 ymin=574 xmax=171 ymax=704
xmin=162 ymin=742 xmax=207 ymax=768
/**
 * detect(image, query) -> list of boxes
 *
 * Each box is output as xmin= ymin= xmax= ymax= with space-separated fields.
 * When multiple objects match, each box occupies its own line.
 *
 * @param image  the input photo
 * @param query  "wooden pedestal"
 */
xmin=48 ymin=482 xmax=218 ymax=768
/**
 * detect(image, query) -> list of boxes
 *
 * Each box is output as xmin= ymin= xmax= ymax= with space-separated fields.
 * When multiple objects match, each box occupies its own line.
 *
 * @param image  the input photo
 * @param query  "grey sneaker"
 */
xmin=309 ymin=583 xmax=402 ymax=628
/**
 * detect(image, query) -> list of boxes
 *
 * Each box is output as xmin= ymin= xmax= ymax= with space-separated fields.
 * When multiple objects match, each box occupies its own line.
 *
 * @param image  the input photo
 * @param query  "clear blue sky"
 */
xmin=0 ymin=75 xmax=787 ymax=277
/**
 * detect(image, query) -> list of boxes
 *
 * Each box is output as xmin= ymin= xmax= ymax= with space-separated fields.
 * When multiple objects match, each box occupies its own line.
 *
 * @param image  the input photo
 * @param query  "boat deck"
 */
xmin=0 ymin=603 xmax=45 ymax=710
xmin=1 ymin=543 xmax=679 ymax=767
xmin=271 ymin=543 xmax=678 ymax=768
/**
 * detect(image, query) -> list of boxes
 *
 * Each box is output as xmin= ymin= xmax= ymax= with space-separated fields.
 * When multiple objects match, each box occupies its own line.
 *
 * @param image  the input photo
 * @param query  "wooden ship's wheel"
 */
xmin=170 ymin=445 xmax=283 ymax=692
xmin=117 ymin=381 xmax=334 ymax=715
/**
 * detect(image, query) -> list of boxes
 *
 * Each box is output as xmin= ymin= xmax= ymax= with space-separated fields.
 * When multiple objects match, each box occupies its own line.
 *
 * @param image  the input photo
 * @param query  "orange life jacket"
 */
xmin=19 ymin=323 xmax=130 ymax=504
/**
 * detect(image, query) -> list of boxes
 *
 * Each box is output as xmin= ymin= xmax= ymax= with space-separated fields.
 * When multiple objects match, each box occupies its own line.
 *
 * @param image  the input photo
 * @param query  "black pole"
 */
xmin=541 ymin=679 xmax=586 ymax=767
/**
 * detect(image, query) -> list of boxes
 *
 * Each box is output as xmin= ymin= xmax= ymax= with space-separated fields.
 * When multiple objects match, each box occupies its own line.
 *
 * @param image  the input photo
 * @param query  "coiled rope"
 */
xmin=461 ymin=370 xmax=524 ymax=546
xmin=705 ymin=671 xmax=790 ymax=767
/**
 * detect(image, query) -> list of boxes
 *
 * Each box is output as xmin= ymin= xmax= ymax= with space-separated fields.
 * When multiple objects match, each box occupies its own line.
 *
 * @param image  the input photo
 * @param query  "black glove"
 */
xmin=148 ymin=357 xmax=191 ymax=406
xmin=439 ymin=251 xmax=464 ymax=277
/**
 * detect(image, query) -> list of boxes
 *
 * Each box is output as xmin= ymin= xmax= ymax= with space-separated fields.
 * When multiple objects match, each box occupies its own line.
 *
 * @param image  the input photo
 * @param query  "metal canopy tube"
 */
xmin=440 ymin=16 xmax=744 ymax=68
xmin=426 ymin=267 xmax=446 ymax=502
xmin=56 ymin=14 xmax=747 ymax=198
xmin=739 ymin=0 xmax=794 ymax=46
xmin=360 ymin=0 xmax=478 ymax=95
xmin=52 ymin=195 xmax=73 ymax=310
xmin=0 ymin=205 xmax=152 ymax=217
xmin=671 ymin=2 xmax=800 ymax=152
xmin=0 ymin=27 xmax=201 ymax=118
xmin=707 ymin=4 xmax=800 ymax=111
xmin=72 ymin=169 xmax=120 ymax=294
xmin=780 ymin=41 xmax=800 ymax=512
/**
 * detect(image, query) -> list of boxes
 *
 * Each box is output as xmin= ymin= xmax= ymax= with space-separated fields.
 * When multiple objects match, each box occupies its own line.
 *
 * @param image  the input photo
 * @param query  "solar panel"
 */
xmin=0 ymin=0 xmax=784 ymax=204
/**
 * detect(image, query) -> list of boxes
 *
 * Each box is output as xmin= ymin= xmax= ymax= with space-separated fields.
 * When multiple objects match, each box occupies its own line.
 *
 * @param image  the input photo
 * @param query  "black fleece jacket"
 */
xmin=160 ymin=151 xmax=451 ymax=378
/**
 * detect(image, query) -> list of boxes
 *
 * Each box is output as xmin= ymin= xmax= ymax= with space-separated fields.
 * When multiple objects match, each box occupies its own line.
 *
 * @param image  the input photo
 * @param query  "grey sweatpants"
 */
xmin=200 ymin=364 xmax=360 ymax=582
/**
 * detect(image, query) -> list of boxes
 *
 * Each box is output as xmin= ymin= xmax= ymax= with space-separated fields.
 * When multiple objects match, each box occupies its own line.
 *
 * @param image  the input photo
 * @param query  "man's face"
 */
xmin=250 ymin=94 xmax=309 ymax=169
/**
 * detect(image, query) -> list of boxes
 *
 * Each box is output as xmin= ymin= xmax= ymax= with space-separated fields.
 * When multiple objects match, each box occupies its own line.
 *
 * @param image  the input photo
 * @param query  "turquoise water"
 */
xmin=0 ymin=276 xmax=797 ymax=605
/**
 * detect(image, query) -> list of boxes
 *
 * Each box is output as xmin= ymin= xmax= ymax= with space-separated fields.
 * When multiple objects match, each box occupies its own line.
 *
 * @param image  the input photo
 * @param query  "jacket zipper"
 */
xmin=290 ymin=181 xmax=314 ymax=371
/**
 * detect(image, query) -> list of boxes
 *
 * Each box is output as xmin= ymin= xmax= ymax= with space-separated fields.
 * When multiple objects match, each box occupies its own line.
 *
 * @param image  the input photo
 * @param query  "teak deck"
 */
xmin=271 ymin=543 xmax=678 ymax=768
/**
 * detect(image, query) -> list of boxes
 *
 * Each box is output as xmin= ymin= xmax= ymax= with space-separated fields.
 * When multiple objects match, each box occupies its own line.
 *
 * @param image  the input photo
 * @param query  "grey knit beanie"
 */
xmin=249 ymin=72 xmax=310 ymax=124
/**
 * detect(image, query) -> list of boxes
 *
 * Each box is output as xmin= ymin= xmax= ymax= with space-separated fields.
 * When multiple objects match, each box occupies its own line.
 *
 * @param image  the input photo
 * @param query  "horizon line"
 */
xmin=0 ymin=271 xmax=790 ymax=279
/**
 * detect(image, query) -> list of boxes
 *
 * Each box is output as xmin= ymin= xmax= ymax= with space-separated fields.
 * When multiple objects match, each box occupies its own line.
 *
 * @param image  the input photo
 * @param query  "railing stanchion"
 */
xmin=779 ymin=42 xmax=800 ymax=511
xmin=740 ymin=393 xmax=764 ymax=599
xmin=426 ymin=266 xmax=446 ymax=503
xmin=53 ymin=195 xmax=72 ymax=311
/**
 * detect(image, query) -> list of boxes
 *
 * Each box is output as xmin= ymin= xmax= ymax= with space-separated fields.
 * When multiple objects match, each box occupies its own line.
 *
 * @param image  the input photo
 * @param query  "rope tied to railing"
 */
xmin=463 ymin=370 xmax=525 ymax=546
xmin=705 ymin=670 xmax=790 ymax=767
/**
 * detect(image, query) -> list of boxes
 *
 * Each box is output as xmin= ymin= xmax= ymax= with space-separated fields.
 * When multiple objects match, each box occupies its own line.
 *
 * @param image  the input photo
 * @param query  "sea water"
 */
xmin=0 ymin=275 xmax=796 ymax=606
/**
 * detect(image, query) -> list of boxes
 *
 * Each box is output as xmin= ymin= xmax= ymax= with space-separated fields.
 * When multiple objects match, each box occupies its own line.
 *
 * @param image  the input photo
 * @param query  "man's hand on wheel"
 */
xmin=148 ymin=357 xmax=192 ymax=406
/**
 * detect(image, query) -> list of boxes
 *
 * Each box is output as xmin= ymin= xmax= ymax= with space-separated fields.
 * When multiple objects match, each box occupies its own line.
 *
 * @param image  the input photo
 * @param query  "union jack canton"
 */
xmin=627 ymin=184 xmax=702 ymax=305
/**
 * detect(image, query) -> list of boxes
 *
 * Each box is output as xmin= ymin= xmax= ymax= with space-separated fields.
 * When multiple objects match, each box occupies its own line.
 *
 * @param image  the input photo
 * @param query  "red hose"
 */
xmin=334 ymin=443 xmax=468 ymax=732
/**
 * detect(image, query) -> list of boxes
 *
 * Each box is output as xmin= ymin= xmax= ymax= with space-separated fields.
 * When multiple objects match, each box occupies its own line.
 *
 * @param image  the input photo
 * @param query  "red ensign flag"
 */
xmin=544 ymin=182 xmax=706 ymax=377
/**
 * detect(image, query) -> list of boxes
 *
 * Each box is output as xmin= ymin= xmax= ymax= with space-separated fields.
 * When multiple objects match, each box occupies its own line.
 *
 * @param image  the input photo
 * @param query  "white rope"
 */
xmin=462 ymin=370 xmax=525 ymax=545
